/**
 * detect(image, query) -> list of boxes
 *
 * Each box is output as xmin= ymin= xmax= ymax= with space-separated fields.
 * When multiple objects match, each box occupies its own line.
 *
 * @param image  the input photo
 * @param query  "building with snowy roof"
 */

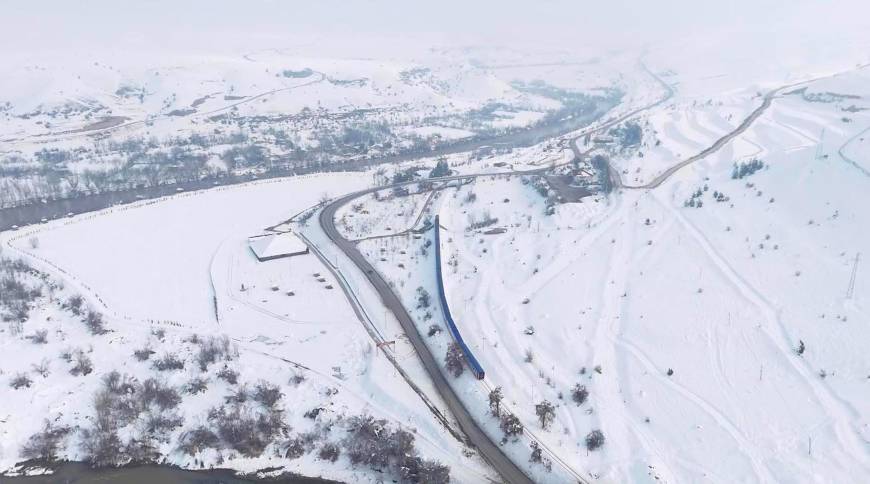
xmin=247 ymin=232 xmax=309 ymax=262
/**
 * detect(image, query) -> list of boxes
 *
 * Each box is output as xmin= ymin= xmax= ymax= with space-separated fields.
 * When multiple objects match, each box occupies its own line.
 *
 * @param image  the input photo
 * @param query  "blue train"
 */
xmin=433 ymin=215 xmax=486 ymax=380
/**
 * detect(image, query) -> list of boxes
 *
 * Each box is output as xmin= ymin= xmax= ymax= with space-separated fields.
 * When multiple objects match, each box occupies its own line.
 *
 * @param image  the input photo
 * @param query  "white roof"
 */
xmin=248 ymin=232 xmax=307 ymax=260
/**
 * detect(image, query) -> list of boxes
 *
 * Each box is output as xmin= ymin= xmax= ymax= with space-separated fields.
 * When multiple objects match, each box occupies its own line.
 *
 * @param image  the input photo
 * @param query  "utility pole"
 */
xmin=846 ymin=252 xmax=860 ymax=299
xmin=815 ymin=128 xmax=826 ymax=160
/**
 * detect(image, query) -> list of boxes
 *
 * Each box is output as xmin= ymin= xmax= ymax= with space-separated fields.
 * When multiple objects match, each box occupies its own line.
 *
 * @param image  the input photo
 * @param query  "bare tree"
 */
xmin=489 ymin=386 xmax=503 ymax=417
xmin=535 ymin=400 xmax=555 ymax=430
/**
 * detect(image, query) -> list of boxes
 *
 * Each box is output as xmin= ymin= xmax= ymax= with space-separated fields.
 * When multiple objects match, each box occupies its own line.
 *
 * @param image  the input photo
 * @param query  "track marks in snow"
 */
xmin=653 ymin=192 xmax=870 ymax=473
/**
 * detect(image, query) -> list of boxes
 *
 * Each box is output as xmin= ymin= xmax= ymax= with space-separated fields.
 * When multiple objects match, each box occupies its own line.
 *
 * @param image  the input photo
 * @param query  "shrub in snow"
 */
xmin=152 ymin=353 xmax=184 ymax=371
xmin=341 ymin=414 xmax=448 ymax=482
xmin=185 ymin=377 xmax=209 ymax=395
xmin=103 ymin=370 xmax=138 ymax=395
xmin=0 ymin=258 xmax=42 ymax=323
xmin=343 ymin=415 xmax=405 ymax=468
xmin=69 ymin=349 xmax=93 ymax=376
xmin=318 ymin=442 xmax=341 ymax=462
xmin=253 ymin=381 xmax=283 ymax=408
xmin=208 ymin=401 xmax=285 ymax=458
xmin=530 ymin=441 xmax=543 ymax=463
xmin=217 ymin=366 xmax=239 ymax=385
xmin=32 ymin=358 xmax=51 ymax=378
xmin=84 ymin=309 xmax=107 ymax=335
xmin=282 ymin=435 xmax=310 ymax=459
xmin=80 ymin=393 xmax=126 ymax=467
xmin=400 ymin=455 xmax=451 ymax=484
xmin=427 ymin=324 xmax=442 ymax=337
xmin=500 ymin=413 xmax=523 ymax=441
xmin=20 ymin=420 xmax=71 ymax=462
xmin=10 ymin=373 xmax=32 ymax=389
xmin=416 ymin=286 xmax=431 ymax=309
xmin=572 ymin=384 xmax=589 ymax=406
xmin=445 ymin=343 xmax=465 ymax=378
xmin=124 ymin=436 xmax=160 ymax=464
xmin=586 ymin=429 xmax=606 ymax=451
xmin=224 ymin=385 xmax=250 ymax=404
xmin=179 ymin=426 xmax=220 ymax=456
xmin=196 ymin=335 xmax=236 ymax=371
xmin=59 ymin=349 xmax=73 ymax=362
xmin=64 ymin=295 xmax=85 ymax=316
xmin=133 ymin=347 xmax=155 ymax=361
xmin=26 ymin=329 xmax=48 ymax=344
xmin=141 ymin=378 xmax=182 ymax=410
xmin=143 ymin=410 xmax=184 ymax=437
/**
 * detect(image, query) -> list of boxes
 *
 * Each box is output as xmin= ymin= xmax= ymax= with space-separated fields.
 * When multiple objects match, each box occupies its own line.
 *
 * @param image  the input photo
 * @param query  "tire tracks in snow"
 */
xmin=656 ymin=191 xmax=870 ymax=472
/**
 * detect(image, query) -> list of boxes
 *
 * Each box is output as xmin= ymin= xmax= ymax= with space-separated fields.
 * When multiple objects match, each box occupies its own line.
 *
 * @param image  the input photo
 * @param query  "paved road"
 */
xmin=616 ymin=64 xmax=870 ymax=189
xmin=567 ymin=61 xmax=675 ymax=188
xmin=319 ymin=175 xmax=536 ymax=484
xmin=624 ymin=87 xmax=781 ymax=189
xmin=312 ymin=63 xmax=679 ymax=484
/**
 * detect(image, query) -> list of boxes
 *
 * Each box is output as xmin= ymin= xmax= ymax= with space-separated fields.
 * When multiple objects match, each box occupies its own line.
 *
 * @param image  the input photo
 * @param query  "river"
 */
xmin=0 ymin=95 xmax=618 ymax=231
xmin=1 ymin=462 xmax=340 ymax=484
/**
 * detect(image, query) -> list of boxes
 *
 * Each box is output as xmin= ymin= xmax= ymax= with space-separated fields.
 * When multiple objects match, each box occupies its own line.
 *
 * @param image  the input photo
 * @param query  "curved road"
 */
xmin=623 ymin=86 xmax=782 ymax=189
xmin=615 ymin=63 xmax=870 ymax=189
xmin=313 ymin=63 xmax=680 ymax=484
xmin=319 ymin=174 xmax=539 ymax=484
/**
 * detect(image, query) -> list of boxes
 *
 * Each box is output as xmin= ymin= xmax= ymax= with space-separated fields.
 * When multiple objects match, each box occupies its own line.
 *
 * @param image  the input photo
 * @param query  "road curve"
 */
xmin=318 ymin=176 xmax=536 ymax=484
xmin=620 ymin=64 xmax=870 ymax=189
xmin=567 ymin=61 xmax=675 ymax=189
xmin=625 ymin=87 xmax=780 ymax=189
xmin=311 ymin=63 xmax=680 ymax=483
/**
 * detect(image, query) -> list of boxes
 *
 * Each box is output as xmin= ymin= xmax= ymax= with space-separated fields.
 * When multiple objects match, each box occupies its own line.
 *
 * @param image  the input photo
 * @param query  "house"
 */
xmin=248 ymin=232 xmax=309 ymax=262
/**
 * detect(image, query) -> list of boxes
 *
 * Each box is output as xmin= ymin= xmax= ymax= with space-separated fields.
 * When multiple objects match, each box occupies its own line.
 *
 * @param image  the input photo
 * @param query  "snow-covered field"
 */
xmin=318 ymin=58 xmax=870 ymax=483
xmin=392 ymin=69 xmax=870 ymax=482
xmin=3 ymin=9 xmax=870 ymax=482
xmin=0 ymin=171 xmax=494 ymax=482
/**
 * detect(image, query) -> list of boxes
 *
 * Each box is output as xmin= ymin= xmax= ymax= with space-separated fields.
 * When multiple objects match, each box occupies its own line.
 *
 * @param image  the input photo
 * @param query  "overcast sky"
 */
xmin=4 ymin=0 xmax=870 ymax=61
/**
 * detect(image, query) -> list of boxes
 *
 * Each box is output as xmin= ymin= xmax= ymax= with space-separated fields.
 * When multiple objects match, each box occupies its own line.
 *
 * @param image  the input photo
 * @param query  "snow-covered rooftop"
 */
xmin=248 ymin=231 xmax=308 ymax=261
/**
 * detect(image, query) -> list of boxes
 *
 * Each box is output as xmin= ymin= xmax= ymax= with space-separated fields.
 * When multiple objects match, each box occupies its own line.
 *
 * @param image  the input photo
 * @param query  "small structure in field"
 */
xmin=248 ymin=231 xmax=309 ymax=262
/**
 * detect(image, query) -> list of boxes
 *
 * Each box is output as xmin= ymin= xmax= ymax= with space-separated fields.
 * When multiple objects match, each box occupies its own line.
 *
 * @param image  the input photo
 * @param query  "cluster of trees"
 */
xmin=731 ymin=159 xmax=765 ymax=179
xmin=0 ymin=257 xmax=43 ymax=326
xmin=611 ymin=121 xmax=643 ymax=148
xmin=487 ymin=381 xmax=605 ymax=470
xmin=465 ymin=211 xmax=499 ymax=231
xmin=429 ymin=159 xmax=450 ymax=178
xmin=76 ymin=371 xmax=185 ymax=466
xmin=342 ymin=414 xmax=450 ymax=483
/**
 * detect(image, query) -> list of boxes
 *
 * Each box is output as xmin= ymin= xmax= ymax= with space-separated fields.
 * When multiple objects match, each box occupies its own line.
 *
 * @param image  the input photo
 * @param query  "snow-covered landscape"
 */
xmin=2 ymin=1 xmax=870 ymax=483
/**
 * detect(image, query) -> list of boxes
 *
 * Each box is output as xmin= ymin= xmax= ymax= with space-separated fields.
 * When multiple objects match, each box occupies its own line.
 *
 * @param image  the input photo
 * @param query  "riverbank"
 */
xmin=0 ymin=95 xmax=617 ymax=231
xmin=2 ymin=461 xmax=343 ymax=484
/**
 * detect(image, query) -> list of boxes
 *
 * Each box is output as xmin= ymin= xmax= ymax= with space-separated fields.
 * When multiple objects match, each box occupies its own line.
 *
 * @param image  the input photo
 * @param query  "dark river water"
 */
xmin=0 ymin=463 xmax=340 ymax=484
xmin=0 ymin=96 xmax=618 ymax=483
xmin=0 ymin=96 xmax=617 ymax=231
